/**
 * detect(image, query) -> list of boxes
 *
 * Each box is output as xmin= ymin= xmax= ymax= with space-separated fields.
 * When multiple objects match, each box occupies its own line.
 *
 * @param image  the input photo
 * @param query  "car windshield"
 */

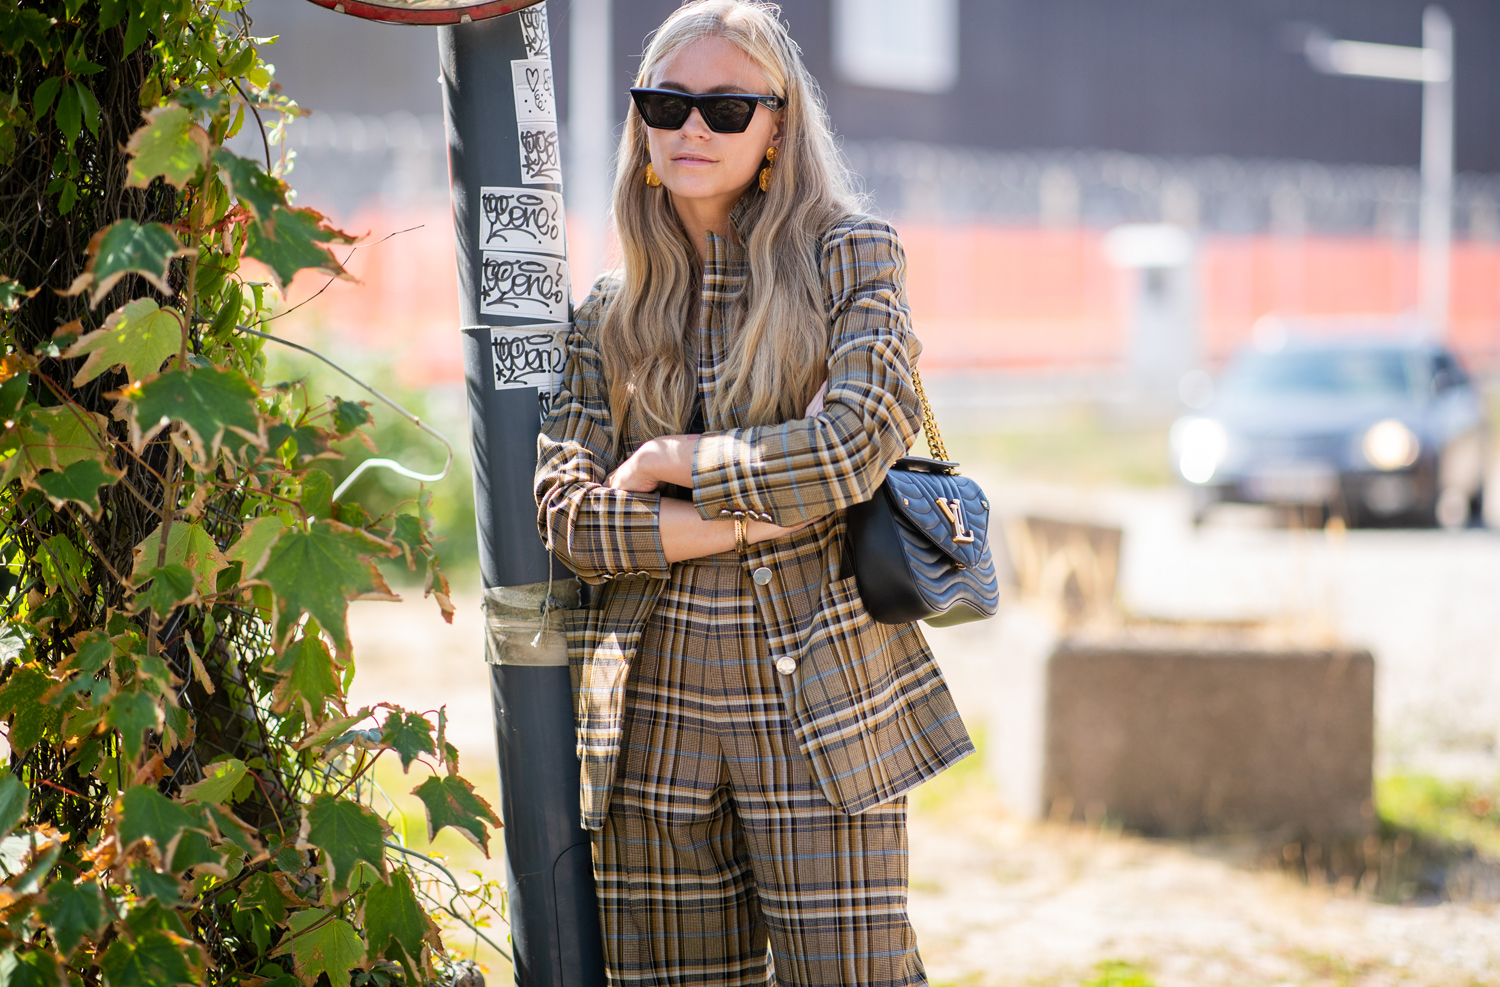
xmin=1222 ymin=348 xmax=1415 ymax=399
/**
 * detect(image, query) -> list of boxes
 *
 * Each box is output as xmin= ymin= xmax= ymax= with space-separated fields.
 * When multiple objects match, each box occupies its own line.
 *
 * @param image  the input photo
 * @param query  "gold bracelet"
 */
xmin=734 ymin=516 xmax=749 ymax=555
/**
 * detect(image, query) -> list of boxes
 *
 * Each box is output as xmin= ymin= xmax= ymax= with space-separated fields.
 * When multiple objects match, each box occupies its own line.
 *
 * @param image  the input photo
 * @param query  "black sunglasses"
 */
xmin=629 ymin=87 xmax=786 ymax=134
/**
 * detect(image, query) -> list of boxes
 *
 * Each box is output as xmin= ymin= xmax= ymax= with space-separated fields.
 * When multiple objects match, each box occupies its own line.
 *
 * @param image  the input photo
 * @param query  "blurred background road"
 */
xmin=238 ymin=0 xmax=1500 ymax=982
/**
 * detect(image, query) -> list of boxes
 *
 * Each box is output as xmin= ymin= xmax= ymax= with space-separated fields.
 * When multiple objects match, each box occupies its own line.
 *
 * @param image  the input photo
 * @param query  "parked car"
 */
xmin=1171 ymin=336 xmax=1487 ymax=527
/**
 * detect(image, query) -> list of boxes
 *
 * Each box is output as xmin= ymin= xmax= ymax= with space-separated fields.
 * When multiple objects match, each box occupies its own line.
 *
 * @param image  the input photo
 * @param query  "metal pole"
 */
xmin=1419 ymin=5 xmax=1454 ymax=334
xmin=437 ymin=6 xmax=604 ymax=985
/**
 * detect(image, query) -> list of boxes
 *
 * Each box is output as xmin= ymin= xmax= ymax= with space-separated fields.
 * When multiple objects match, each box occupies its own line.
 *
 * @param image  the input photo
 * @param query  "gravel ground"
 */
xmin=907 ymin=788 xmax=1500 ymax=987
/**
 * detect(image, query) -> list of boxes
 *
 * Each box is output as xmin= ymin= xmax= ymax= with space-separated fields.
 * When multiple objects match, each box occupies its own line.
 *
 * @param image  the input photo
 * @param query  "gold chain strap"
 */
xmin=910 ymin=367 xmax=950 ymax=462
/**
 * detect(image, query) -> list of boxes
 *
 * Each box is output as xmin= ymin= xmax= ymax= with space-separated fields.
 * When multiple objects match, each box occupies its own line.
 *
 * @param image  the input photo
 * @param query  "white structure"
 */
xmin=1302 ymin=6 xmax=1454 ymax=332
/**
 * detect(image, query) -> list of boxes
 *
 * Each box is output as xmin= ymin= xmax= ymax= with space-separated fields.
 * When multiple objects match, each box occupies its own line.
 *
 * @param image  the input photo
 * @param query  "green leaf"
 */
xmin=255 ymin=520 xmax=397 ymax=656
xmin=287 ymin=909 xmax=365 ymax=987
xmin=383 ymin=514 xmax=424 ymax=570
xmin=31 ymin=76 xmax=61 ymax=122
xmin=244 ymin=206 xmax=357 ymax=291
xmin=302 ymin=793 xmax=386 ymax=891
xmin=362 ymin=868 xmax=433 ymax=974
xmin=64 ymin=298 xmax=183 ymax=386
xmin=23 ymin=405 xmax=110 ymax=473
xmin=34 ymin=458 xmax=122 ymax=517
xmin=75 ymin=82 xmax=99 ymax=138
xmin=0 ymin=773 xmax=28 ymax=836
xmin=131 ymin=564 xmax=197 ymax=618
xmin=124 ymin=900 xmax=190 ymax=941
xmin=203 ymin=804 xmax=261 ymax=858
xmin=299 ymin=469 xmax=334 ymax=520
xmin=225 ymin=516 xmax=286 ymax=581
xmin=268 ymin=421 xmax=333 ymax=464
xmin=131 ymin=520 xmax=227 ymax=592
xmin=127 ymin=862 xmax=184 ymax=905
xmin=0 ymin=278 xmax=37 ymax=312
xmin=124 ymin=104 xmax=209 ymax=189
xmin=412 ymin=775 xmax=501 ymax=855
xmin=211 ymin=149 xmax=286 ymax=222
xmin=179 ymin=758 xmax=246 ymax=805
xmin=99 ymin=929 xmax=197 ymax=987
xmin=106 ymin=687 xmax=164 ymax=761
xmin=0 ymin=665 xmax=63 ymax=752
xmin=0 ymin=950 xmax=62 ymax=987
xmin=271 ymin=634 xmax=341 ymax=719
xmin=167 ymin=827 xmax=220 ymax=873
xmin=124 ymin=367 xmax=261 ymax=466
xmin=54 ymin=85 xmax=80 ymax=147
xmin=36 ymin=533 xmax=87 ymax=597
xmin=239 ymin=871 xmax=290 ymax=923
xmin=36 ymin=878 xmax=105 ymax=956
xmin=330 ymin=397 xmax=370 ymax=436
xmin=119 ymin=786 xmax=202 ymax=856
xmin=0 ymin=372 xmax=30 ymax=417
xmin=65 ymin=220 xmax=193 ymax=308
xmin=380 ymin=712 xmax=435 ymax=773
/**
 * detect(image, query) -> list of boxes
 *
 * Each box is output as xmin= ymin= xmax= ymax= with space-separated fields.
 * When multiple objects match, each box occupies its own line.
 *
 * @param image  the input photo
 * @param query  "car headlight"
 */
xmin=1171 ymin=417 xmax=1229 ymax=484
xmin=1361 ymin=419 xmax=1419 ymax=471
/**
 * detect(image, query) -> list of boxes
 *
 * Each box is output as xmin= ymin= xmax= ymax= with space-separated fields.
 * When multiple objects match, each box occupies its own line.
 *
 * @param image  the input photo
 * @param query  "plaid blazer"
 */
xmin=535 ymin=210 xmax=974 ymax=831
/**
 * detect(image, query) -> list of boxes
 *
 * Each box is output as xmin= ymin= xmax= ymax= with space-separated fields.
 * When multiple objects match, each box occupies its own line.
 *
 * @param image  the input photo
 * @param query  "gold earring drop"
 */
xmin=758 ymin=147 xmax=777 ymax=192
xmin=644 ymin=162 xmax=662 ymax=187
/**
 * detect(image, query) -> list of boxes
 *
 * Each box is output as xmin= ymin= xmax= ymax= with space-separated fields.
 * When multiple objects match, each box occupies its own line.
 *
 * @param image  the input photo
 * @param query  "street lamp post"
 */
xmin=1301 ymin=6 xmax=1454 ymax=333
xmin=297 ymin=1 xmax=602 ymax=985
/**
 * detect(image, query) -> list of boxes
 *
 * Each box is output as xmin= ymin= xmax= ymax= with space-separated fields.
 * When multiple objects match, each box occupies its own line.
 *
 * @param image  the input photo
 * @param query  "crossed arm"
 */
xmin=605 ymin=384 xmax=826 ymax=563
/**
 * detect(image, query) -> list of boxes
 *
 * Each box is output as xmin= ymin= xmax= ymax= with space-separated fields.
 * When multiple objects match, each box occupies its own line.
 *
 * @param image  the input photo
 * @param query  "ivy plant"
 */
xmin=0 ymin=0 xmax=503 ymax=984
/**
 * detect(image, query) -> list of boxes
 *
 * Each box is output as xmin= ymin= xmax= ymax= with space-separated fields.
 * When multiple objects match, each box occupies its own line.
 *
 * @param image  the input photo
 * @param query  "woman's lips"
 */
xmin=672 ymin=154 xmax=715 ymax=165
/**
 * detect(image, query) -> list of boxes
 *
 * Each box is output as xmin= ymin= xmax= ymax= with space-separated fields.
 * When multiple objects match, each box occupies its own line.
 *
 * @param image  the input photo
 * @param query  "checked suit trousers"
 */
xmin=593 ymin=552 xmax=927 ymax=987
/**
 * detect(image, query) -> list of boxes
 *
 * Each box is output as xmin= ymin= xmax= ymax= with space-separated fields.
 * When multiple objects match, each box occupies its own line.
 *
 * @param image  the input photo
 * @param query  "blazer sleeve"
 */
xmin=534 ymin=285 xmax=671 ymax=586
xmin=691 ymin=218 xmax=922 ymax=525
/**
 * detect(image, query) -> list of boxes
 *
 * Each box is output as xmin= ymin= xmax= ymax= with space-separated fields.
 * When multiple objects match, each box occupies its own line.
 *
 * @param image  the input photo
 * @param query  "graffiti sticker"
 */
xmin=518 ymin=6 xmax=550 ymax=59
xmin=511 ymin=59 xmax=556 ymax=123
xmin=479 ymin=250 xmax=569 ymax=321
xmin=517 ymin=123 xmax=561 ymax=186
xmin=479 ymin=187 xmax=564 ymax=257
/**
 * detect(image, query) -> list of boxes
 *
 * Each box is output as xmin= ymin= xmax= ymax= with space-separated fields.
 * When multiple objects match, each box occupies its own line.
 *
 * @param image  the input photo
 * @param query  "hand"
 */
xmin=745 ymin=516 xmax=818 ymax=544
xmin=606 ymin=434 xmax=698 ymax=493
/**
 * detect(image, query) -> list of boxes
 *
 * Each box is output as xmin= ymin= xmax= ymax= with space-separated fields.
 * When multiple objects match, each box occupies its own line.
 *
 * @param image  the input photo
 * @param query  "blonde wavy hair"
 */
xmin=599 ymin=0 xmax=861 ymax=446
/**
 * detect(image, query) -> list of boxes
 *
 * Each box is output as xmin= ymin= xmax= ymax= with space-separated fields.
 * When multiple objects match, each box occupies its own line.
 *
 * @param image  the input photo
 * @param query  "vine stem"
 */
xmin=383 ymin=841 xmax=514 ymax=963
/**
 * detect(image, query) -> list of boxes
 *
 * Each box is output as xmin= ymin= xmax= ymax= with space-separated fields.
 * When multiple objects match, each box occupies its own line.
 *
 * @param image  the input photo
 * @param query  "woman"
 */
xmin=535 ymin=2 xmax=972 ymax=983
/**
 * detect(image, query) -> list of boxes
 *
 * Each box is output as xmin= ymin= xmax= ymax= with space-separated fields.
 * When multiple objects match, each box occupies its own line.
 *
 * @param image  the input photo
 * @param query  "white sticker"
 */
xmin=518 ymin=122 xmax=562 ymax=186
xmin=487 ymin=323 xmax=567 ymax=395
xmin=479 ymin=250 xmax=569 ymax=321
xmin=518 ymin=6 xmax=550 ymax=59
xmin=479 ymin=187 xmax=565 ymax=257
xmin=512 ymin=59 xmax=556 ymax=123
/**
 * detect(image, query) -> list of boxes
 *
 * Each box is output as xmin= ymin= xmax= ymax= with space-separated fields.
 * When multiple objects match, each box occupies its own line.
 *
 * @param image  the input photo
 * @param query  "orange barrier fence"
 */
xmin=258 ymin=208 xmax=1500 ymax=386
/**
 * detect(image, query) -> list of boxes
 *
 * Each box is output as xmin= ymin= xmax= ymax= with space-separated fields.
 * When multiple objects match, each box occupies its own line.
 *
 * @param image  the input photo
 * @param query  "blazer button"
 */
xmin=752 ymin=566 xmax=772 ymax=585
xmin=774 ymin=655 xmax=797 ymax=675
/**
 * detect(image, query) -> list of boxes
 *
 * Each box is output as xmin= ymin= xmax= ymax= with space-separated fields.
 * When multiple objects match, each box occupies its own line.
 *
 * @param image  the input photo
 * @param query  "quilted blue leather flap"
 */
xmin=882 ymin=467 xmax=989 ymax=569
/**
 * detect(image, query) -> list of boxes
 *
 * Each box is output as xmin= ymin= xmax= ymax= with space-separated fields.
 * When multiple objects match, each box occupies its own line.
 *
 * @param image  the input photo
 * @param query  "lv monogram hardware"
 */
xmin=934 ymin=497 xmax=975 ymax=544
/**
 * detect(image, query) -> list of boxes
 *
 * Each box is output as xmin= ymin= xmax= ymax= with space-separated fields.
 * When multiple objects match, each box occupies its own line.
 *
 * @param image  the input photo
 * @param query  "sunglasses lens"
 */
xmin=638 ymin=92 xmax=691 ymax=129
xmin=699 ymin=98 xmax=754 ymax=133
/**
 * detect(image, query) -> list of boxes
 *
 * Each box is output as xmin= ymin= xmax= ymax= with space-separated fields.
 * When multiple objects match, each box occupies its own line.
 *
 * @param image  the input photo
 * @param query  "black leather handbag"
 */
xmin=846 ymin=369 xmax=1000 ymax=627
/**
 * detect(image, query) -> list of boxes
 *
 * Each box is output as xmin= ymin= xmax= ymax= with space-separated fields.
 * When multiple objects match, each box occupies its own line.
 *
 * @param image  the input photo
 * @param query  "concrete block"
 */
xmin=1043 ymin=642 xmax=1374 ymax=838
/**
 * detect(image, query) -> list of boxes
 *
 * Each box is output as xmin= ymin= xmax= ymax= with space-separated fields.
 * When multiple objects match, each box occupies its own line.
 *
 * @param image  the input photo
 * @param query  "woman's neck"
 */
xmin=671 ymin=190 xmax=741 ymax=264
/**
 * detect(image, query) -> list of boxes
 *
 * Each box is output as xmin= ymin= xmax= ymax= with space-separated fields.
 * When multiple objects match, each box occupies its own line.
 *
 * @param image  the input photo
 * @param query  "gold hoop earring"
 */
xmin=644 ymin=162 xmax=662 ymax=187
xmin=758 ymin=147 xmax=777 ymax=192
